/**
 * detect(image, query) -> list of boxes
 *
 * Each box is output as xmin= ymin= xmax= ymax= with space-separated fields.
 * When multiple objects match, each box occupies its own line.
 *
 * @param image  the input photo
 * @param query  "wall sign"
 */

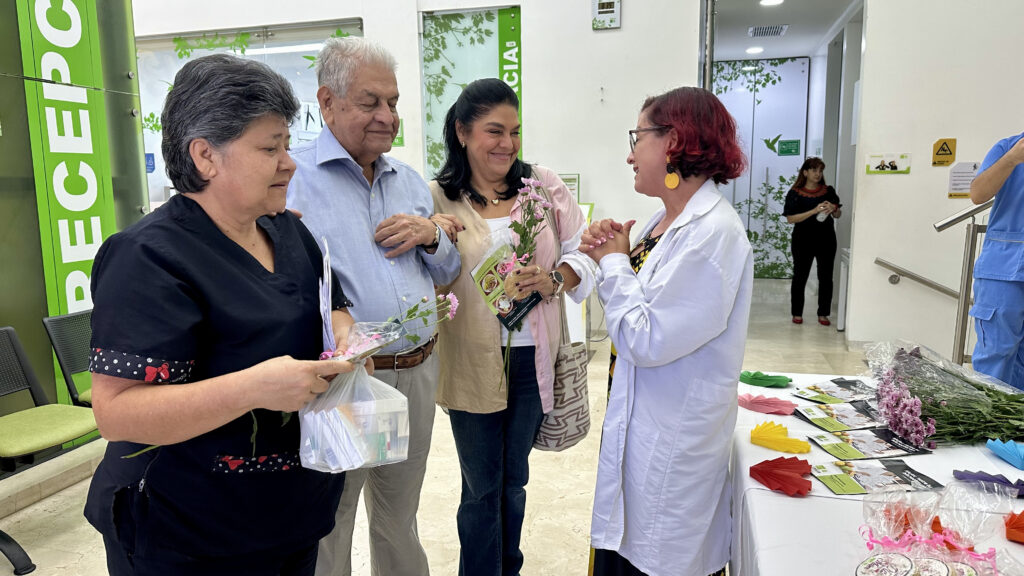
xmin=17 ymin=0 xmax=117 ymax=315
xmin=932 ymin=138 xmax=956 ymax=166
xmin=777 ymin=140 xmax=801 ymax=156
xmin=948 ymin=161 xmax=979 ymax=199
xmin=866 ymin=153 xmax=911 ymax=175
xmin=498 ymin=6 xmax=522 ymax=151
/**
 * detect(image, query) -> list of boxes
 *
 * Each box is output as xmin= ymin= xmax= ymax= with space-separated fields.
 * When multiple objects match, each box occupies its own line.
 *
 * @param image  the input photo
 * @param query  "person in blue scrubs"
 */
xmin=969 ymin=133 xmax=1024 ymax=390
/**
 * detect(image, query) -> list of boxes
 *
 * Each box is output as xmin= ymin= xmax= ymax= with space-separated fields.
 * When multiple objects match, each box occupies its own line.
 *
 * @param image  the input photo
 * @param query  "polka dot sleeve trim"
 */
xmin=88 ymin=348 xmax=194 ymax=383
xmin=213 ymin=452 xmax=300 ymax=474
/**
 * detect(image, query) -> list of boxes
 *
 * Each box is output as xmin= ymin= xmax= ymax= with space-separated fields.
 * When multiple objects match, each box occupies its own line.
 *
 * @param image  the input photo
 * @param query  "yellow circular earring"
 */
xmin=665 ymin=155 xmax=680 ymax=189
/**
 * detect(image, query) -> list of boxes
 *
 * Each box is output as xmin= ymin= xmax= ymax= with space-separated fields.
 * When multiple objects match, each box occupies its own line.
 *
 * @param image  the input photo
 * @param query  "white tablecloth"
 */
xmin=730 ymin=372 xmax=1024 ymax=576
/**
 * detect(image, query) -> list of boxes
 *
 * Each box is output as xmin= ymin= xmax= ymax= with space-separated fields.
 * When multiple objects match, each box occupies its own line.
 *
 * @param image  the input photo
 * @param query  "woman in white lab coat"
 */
xmin=582 ymin=86 xmax=753 ymax=576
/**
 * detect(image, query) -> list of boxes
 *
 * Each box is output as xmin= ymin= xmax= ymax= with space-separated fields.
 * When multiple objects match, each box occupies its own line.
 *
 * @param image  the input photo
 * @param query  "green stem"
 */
xmin=120 ymin=444 xmax=160 ymax=459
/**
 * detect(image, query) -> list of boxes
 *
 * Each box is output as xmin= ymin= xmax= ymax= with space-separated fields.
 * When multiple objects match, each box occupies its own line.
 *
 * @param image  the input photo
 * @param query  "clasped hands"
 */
xmin=580 ymin=218 xmax=638 ymax=263
xmin=374 ymin=213 xmax=465 ymax=257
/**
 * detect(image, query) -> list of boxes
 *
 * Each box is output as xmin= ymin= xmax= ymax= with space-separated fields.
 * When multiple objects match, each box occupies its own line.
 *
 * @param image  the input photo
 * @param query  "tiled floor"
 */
xmin=0 ymin=278 xmax=864 ymax=575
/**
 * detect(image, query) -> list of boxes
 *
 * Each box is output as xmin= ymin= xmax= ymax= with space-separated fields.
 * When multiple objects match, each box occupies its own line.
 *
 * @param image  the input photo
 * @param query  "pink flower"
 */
xmin=445 ymin=293 xmax=459 ymax=319
xmin=520 ymin=177 xmax=543 ymax=188
xmin=497 ymin=260 xmax=515 ymax=276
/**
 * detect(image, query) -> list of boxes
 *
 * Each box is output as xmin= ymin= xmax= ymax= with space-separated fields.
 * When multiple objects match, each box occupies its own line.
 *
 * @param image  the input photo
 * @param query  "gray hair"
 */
xmin=161 ymin=54 xmax=299 ymax=193
xmin=316 ymin=37 xmax=397 ymax=97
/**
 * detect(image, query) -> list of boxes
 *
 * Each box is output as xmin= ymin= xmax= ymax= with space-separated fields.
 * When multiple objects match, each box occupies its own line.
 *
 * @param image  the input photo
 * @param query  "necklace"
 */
xmin=490 ymin=197 xmax=500 ymax=205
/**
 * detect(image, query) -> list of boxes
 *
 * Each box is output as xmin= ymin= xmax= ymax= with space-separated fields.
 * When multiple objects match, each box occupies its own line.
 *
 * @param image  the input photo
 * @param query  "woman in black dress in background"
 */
xmin=783 ymin=157 xmax=842 ymax=326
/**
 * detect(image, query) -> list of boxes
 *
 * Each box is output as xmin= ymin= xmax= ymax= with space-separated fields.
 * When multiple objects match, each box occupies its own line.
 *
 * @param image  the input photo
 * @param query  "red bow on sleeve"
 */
xmin=145 ymin=363 xmax=170 ymax=382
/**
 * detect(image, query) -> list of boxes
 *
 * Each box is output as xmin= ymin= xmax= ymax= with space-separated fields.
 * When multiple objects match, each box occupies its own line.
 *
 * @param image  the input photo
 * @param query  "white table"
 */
xmin=730 ymin=372 xmax=1024 ymax=576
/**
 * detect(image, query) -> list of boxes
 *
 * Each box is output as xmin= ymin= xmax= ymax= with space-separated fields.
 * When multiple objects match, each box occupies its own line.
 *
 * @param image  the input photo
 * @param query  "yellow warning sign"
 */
xmin=933 ymin=138 xmax=956 ymax=166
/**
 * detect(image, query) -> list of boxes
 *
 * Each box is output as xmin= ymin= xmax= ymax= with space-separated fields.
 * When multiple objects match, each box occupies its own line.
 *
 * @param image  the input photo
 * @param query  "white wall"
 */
xmin=132 ymin=0 xmax=702 ymax=229
xmin=846 ymin=0 xmax=1024 ymax=357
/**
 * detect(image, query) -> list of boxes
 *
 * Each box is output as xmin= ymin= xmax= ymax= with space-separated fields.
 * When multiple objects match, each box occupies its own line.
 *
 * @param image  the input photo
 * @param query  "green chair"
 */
xmin=0 ymin=326 xmax=97 ymax=575
xmin=42 ymin=310 xmax=93 ymax=407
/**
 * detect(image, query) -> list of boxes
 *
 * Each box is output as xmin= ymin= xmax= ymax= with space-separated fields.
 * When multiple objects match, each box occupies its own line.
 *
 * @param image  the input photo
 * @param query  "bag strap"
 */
xmin=535 ymin=182 xmax=572 ymax=349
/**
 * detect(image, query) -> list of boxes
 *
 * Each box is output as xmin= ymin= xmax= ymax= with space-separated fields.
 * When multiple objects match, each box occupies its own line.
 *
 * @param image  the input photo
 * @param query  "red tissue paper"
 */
xmin=749 ymin=456 xmax=812 ymax=497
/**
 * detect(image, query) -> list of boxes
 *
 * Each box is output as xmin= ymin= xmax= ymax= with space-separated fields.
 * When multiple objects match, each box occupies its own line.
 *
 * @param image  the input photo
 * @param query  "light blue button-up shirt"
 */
xmin=287 ymin=129 xmax=461 ymax=354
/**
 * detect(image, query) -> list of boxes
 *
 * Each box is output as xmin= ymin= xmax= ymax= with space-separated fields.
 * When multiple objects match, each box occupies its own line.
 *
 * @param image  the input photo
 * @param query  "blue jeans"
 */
xmin=447 ymin=346 xmax=545 ymax=576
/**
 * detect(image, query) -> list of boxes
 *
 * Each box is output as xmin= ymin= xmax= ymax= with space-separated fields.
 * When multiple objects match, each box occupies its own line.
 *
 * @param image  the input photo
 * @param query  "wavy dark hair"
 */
xmin=642 ymin=87 xmax=746 ymax=185
xmin=434 ymin=78 xmax=532 ymax=205
xmin=793 ymin=156 xmax=827 ymax=189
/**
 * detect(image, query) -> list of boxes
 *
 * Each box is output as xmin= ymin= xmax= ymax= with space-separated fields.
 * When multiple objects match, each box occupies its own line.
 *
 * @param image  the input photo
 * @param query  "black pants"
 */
xmin=104 ymin=536 xmax=318 ymax=576
xmin=790 ymin=232 xmax=837 ymax=318
xmin=592 ymin=548 xmax=726 ymax=576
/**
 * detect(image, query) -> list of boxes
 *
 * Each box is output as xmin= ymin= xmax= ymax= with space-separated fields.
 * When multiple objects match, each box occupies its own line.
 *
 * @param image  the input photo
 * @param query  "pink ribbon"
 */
xmin=859 ymin=525 xmax=919 ymax=552
xmin=859 ymin=525 xmax=997 ymax=572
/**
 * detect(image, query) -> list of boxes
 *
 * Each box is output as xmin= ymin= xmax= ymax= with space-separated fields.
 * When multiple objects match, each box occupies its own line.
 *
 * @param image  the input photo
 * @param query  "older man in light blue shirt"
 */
xmin=287 ymin=37 xmax=460 ymax=576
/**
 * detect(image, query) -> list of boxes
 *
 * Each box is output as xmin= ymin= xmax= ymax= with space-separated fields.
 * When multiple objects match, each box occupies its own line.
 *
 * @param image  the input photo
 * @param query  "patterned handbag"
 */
xmin=533 ymin=183 xmax=591 ymax=451
xmin=533 ymin=300 xmax=591 ymax=451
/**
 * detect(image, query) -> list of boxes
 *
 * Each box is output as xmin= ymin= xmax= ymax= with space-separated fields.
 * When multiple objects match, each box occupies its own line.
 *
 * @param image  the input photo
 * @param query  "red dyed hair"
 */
xmin=642 ymin=87 xmax=746 ymax=185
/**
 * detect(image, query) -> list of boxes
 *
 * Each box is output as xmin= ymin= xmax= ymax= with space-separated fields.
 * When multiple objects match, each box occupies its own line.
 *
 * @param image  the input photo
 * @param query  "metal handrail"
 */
xmin=873 ymin=258 xmax=959 ymax=299
xmin=934 ymin=199 xmax=993 ymax=232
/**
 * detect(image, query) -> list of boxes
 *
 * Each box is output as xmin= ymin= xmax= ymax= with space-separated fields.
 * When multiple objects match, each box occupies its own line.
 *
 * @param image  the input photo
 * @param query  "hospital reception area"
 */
xmin=5 ymin=1 xmax=1024 ymax=575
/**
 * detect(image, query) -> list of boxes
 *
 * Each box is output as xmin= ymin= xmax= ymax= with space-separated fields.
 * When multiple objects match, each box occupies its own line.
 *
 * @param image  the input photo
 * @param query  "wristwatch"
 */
xmin=424 ymin=224 xmax=441 ymax=249
xmin=549 ymin=269 xmax=565 ymax=296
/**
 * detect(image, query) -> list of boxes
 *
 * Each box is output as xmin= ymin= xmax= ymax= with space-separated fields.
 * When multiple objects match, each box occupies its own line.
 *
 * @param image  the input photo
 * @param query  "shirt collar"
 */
xmin=314 ymin=128 xmax=396 ymax=176
xmin=664 ymin=178 xmax=722 ymax=231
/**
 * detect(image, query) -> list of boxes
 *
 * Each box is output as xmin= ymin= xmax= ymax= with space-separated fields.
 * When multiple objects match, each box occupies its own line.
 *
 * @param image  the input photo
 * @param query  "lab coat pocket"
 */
xmin=622 ymin=415 xmax=661 ymax=537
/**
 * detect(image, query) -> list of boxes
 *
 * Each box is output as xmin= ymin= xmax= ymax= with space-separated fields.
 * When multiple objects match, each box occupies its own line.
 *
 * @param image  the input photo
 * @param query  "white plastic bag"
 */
xmin=299 ymin=321 xmax=409 ymax=473
xmin=299 ymin=365 xmax=409 ymax=473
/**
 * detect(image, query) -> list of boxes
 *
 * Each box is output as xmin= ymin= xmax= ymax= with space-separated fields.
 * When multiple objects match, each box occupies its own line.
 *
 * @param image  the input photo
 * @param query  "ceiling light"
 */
xmin=760 ymin=0 xmax=784 ymax=5
xmin=745 ymin=46 xmax=764 ymax=55
xmin=742 ymin=66 xmax=757 ymax=71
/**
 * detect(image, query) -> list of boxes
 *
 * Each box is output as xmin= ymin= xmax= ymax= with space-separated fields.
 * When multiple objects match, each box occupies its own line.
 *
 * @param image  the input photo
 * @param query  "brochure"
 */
xmin=795 ymin=401 xmax=884 ymax=432
xmin=811 ymin=459 xmax=943 ymax=495
xmin=793 ymin=378 xmax=875 ymax=404
xmin=807 ymin=429 xmax=931 ymax=460
xmin=470 ymin=235 xmax=541 ymax=331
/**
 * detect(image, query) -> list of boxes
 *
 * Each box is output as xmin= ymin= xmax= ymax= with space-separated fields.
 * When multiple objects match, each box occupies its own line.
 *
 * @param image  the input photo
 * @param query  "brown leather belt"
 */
xmin=371 ymin=335 xmax=437 ymax=371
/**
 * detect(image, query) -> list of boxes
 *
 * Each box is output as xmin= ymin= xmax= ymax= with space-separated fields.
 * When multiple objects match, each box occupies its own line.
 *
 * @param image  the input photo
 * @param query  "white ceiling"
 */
xmin=713 ymin=0 xmax=860 ymax=61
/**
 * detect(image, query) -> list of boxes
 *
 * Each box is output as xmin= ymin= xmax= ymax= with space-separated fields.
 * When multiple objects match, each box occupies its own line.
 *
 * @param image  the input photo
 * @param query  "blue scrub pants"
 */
xmin=970 ymin=277 xmax=1024 ymax=390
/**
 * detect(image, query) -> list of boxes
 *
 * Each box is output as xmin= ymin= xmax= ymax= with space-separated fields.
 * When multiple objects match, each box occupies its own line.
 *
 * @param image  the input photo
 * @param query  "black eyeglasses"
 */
xmin=628 ymin=126 xmax=669 ymax=152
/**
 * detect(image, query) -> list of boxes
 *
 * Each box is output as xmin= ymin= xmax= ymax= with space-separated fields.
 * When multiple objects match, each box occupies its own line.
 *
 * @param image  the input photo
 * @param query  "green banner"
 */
xmin=16 ymin=0 xmax=116 ymax=323
xmin=498 ymin=7 xmax=522 ymax=156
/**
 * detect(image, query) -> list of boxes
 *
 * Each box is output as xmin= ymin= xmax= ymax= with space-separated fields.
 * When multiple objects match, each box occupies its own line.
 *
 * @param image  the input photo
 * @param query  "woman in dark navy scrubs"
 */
xmin=85 ymin=54 xmax=358 ymax=576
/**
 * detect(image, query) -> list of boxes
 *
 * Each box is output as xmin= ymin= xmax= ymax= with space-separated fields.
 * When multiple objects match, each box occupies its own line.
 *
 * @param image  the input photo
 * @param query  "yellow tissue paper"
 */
xmin=750 ymin=421 xmax=811 ymax=453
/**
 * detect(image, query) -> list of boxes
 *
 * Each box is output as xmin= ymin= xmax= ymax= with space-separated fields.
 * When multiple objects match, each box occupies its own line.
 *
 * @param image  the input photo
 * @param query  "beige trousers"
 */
xmin=314 ymin=353 xmax=439 ymax=576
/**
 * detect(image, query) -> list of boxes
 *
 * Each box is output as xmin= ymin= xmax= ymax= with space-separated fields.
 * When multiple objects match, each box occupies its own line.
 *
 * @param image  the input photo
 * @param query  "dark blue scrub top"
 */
xmin=85 ymin=193 xmax=351 ymax=559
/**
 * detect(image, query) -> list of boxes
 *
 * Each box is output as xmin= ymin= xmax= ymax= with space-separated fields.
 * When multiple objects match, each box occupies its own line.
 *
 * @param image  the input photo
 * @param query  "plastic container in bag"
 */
xmin=299 ymin=322 xmax=410 ymax=473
